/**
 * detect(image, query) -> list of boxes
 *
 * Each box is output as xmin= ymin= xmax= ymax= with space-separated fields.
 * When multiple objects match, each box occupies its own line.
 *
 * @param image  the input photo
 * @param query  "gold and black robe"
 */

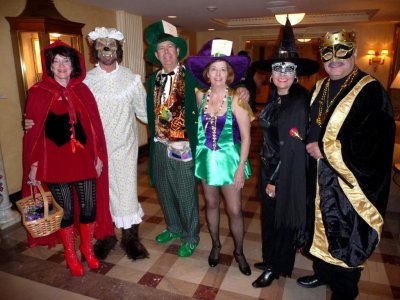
xmin=308 ymin=71 xmax=395 ymax=268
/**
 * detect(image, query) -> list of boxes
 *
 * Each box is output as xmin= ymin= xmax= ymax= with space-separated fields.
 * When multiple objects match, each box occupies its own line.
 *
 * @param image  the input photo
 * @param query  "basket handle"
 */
xmin=35 ymin=184 xmax=49 ymax=220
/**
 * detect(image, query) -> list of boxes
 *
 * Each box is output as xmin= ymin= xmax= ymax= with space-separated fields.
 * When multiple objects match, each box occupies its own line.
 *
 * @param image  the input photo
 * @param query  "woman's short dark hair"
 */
xmin=90 ymin=40 xmax=123 ymax=64
xmin=44 ymin=45 xmax=82 ymax=78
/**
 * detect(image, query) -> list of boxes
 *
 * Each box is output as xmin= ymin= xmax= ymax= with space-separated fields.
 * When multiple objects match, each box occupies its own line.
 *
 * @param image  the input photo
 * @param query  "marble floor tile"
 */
xmin=157 ymin=276 xmax=199 ymax=297
xmin=0 ymin=106 xmax=399 ymax=299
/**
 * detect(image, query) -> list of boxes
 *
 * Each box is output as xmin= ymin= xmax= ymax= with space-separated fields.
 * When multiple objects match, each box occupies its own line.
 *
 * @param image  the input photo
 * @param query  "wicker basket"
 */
xmin=16 ymin=184 xmax=63 ymax=238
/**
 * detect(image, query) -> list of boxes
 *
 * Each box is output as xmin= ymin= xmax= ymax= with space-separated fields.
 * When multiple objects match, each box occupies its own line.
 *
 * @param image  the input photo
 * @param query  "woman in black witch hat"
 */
xmin=252 ymin=18 xmax=319 ymax=288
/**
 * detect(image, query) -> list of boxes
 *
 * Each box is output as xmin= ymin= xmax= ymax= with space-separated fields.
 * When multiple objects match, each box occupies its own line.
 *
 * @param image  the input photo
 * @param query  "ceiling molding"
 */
xmin=211 ymin=11 xmax=373 ymax=29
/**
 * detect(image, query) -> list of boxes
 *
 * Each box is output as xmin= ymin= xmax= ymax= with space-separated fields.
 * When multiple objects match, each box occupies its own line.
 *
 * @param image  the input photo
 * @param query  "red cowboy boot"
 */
xmin=59 ymin=225 xmax=84 ymax=276
xmin=79 ymin=223 xmax=100 ymax=269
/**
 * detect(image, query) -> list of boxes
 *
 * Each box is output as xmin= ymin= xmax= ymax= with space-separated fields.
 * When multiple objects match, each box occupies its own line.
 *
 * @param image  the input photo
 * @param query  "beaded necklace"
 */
xmin=204 ymin=87 xmax=228 ymax=116
xmin=316 ymin=66 xmax=359 ymax=127
xmin=203 ymin=87 xmax=228 ymax=150
xmin=154 ymin=65 xmax=185 ymax=122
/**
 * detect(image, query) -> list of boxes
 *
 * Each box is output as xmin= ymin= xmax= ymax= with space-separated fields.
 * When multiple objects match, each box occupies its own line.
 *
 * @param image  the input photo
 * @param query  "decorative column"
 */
xmin=0 ymin=144 xmax=20 ymax=230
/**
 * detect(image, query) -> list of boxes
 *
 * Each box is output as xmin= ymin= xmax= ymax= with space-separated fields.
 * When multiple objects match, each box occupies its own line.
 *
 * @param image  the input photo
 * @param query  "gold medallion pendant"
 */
xmin=159 ymin=105 xmax=170 ymax=121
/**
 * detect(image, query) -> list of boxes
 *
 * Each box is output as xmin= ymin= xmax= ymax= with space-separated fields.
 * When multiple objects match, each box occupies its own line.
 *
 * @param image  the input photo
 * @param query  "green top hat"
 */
xmin=145 ymin=20 xmax=187 ymax=66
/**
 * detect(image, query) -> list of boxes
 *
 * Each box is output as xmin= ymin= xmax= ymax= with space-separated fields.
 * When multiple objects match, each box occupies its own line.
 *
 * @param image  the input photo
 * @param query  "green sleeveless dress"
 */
xmin=195 ymin=95 xmax=252 ymax=186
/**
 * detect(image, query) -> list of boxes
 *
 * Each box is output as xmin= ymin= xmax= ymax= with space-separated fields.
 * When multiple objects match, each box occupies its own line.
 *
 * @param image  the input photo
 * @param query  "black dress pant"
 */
xmin=313 ymin=258 xmax=362 ymax=300
xmin=258 ymin=167 xmax=297 ymax=276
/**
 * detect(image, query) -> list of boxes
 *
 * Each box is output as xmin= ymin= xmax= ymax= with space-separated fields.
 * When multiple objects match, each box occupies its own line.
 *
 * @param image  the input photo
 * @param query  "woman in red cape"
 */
xmin=22 ymin=41 xmax=114 ymax=276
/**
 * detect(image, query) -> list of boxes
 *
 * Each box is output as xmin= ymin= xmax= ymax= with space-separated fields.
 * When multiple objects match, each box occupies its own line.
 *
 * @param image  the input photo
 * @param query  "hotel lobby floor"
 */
xmin=1 ymin=114 xmax=399 ymax=300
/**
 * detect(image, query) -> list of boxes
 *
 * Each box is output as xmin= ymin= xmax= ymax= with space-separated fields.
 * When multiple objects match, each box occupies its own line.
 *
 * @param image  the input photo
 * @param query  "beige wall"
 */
xmin=356 ymin=23 xmax=395 ymax=88
xmin=0 ymin=0 xmax=117 ymax=194
xmin=196 ymin=22 xmax=396 ymax=88
xmin=1 ymin=0 xmax=28 ymax=194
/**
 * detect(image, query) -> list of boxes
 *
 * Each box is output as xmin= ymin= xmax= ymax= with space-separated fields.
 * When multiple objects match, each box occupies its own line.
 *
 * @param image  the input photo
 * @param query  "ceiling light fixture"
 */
xmin=168 ymin=16 xmax=177 ymax=19
xmin=207 ymin=6 xmax=218 ymax=12
xmin=208 ymin=28 xmax=215 ymax=31
xmin=275 ymin=13 xmax=305 ymax=26
xmin=297 ymin=38 xmax=311 ymax=43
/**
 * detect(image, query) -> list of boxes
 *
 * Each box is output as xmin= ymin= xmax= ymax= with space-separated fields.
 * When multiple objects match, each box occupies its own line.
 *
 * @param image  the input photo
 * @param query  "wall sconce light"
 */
xmin=368 ymin=49 xmax=388 ymax=71
xmin=275 ymin=13 xmax=306 ymax=26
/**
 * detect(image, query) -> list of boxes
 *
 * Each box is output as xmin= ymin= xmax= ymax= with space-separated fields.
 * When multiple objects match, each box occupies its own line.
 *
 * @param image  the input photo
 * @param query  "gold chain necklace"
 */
xmin=316 ymin=67 xmax=359 ymax=127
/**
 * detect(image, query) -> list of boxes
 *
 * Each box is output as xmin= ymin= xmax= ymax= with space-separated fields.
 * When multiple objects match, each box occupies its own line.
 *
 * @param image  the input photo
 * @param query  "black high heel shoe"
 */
xmin=208 ymin=245 xmax=221 ymax=267
xmin=252 ymin=268 xmax=278 ymax=288
xmin=254 ymin=261 xmax=269 ymax=270
xmin=233 ymin=252 xmax=251 ymax=276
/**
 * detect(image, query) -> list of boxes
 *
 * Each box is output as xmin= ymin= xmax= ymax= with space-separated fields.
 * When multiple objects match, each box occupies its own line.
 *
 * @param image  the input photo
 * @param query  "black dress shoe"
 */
xmin=234 ymin=253 xmax=251 ymax=276
xmin=252 ymin=269 xmax=278 ymax=288
xmin=254 ymin=261 xmax=269 ymax=270
xmin=208 ymin=246 xmax=221 ymax=267
xmin=297 ymin=275 xmax=326 ymax=288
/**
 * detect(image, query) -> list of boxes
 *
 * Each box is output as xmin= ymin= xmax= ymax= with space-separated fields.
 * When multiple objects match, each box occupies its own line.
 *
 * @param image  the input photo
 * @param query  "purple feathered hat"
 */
xmin=187 ymin=39 xmax=250 ymax=87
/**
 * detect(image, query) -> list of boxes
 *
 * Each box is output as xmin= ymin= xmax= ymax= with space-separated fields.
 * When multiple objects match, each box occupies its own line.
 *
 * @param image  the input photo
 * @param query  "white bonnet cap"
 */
xmin=88 ymin=27 xmax=124 ymax=42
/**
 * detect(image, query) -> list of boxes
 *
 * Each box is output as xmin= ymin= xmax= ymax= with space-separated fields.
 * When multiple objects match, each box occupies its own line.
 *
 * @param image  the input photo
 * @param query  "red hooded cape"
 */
xmin=22 ymin=41 xmax=114 ymax=247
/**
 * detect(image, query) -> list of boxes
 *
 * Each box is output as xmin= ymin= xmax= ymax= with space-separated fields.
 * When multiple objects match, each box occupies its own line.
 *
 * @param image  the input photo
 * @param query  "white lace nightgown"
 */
xmin=85 ymin=63 xmax=147 ymax=229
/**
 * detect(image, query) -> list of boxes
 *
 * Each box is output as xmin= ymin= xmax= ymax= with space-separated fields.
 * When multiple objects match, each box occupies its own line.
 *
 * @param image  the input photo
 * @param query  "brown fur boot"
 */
xmin=121 ymin=224 xmax=149 ymax=260
xmin=93 ymin=235 xmax=118 ymax=260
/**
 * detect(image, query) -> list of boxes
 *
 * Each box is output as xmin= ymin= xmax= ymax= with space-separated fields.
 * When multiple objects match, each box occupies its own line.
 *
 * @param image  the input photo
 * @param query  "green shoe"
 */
xmin=155 ymin=230 xmax=180 ymax=243
xmin=177 ymin=242 xmax=198 ymax=257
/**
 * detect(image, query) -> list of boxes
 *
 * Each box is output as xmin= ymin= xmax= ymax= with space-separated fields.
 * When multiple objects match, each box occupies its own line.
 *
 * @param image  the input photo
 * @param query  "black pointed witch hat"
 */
xmin=253 ymin=18 xmax=319 ymax=76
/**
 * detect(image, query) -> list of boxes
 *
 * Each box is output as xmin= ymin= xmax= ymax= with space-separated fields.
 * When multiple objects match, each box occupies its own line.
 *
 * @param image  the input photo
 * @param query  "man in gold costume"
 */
xmin=297 ymin=30 xmax=395 ymax=299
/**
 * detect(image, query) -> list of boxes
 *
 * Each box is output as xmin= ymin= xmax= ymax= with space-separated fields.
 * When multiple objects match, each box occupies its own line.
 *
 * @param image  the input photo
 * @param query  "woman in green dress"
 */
xmin=187 ymin=39 xmax=253 ymax=276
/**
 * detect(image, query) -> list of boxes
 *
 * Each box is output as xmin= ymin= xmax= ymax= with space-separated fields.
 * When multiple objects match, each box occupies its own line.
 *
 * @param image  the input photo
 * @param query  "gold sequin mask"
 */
xmin=319 ymin=30 xmax=356 ymax=63
xmin=320 ymin=44 xmax=355 ymax=63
